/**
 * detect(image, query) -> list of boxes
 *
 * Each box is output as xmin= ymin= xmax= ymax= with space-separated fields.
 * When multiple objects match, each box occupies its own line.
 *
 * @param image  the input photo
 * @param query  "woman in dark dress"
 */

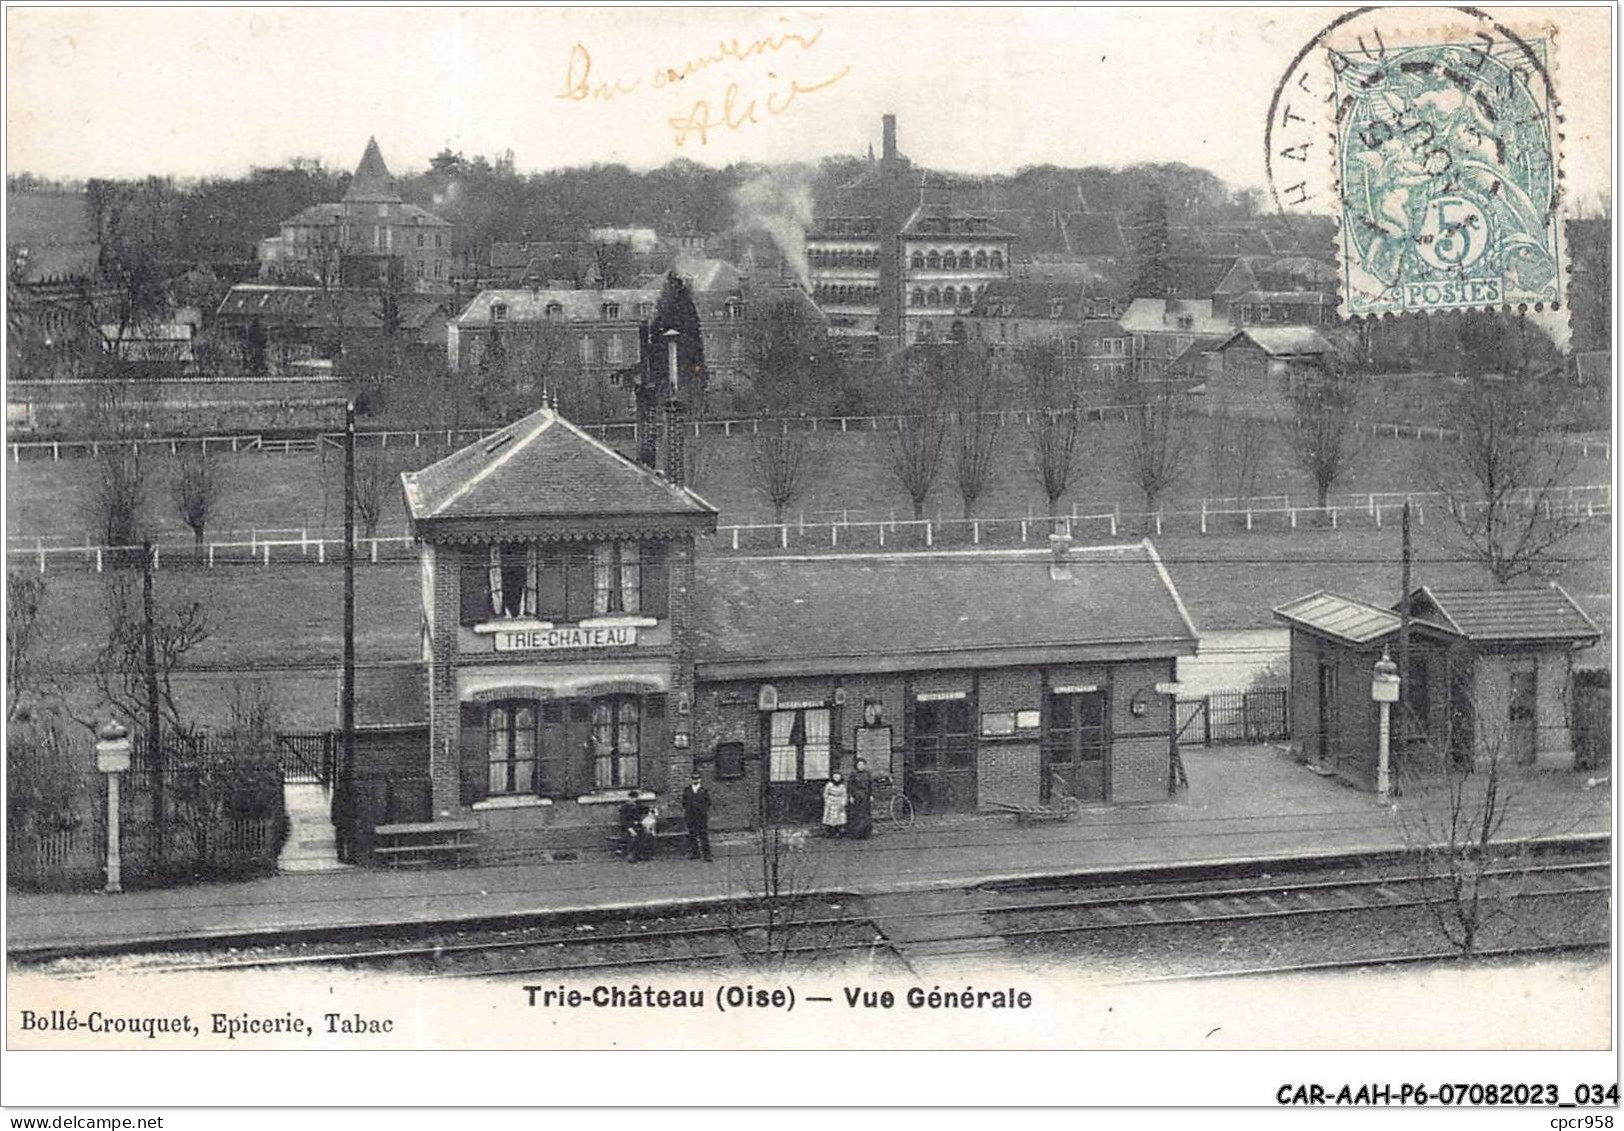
xmin=846 ymin=758 xmax=874 ymax=840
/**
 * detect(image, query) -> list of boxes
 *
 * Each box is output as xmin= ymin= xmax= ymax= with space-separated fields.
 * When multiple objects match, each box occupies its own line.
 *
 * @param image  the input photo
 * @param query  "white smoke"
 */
xmin=590 ymin=227 xmax=660 ymax=253
xmin=731 ymin=170 xmax=814 ymax=291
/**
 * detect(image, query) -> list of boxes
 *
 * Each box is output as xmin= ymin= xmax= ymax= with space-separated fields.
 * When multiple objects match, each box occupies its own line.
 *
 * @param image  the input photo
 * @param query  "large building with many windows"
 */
xmin=343 ymin=381 xmax=1198 ymax=858
xmin=257 ymin=138 xmax=454 ymax=292
xmin=806 ymin=115 xmax=1013 ymax=356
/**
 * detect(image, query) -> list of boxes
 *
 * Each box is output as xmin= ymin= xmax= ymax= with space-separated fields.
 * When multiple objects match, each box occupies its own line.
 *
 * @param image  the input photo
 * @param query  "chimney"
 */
xmin=1048 ymin=530 xmax=1073 ymax=581
xmin=662 ymin=330 xmax=686 ymax=486
xmin=882 ymin=114 xmax=897 ymax=162
xmin=634 ymin=323 xmax=659 ymax=468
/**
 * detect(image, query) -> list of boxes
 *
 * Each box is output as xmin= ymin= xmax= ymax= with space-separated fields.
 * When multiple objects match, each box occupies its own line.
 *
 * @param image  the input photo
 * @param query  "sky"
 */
xmin=4 ymin=5 xmax=1614 ymax=205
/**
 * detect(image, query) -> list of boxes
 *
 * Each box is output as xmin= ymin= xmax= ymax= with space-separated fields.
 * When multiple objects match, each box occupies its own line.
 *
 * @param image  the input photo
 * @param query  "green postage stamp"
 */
xmin=1331 ymin=31 xmax=1564 ymax=317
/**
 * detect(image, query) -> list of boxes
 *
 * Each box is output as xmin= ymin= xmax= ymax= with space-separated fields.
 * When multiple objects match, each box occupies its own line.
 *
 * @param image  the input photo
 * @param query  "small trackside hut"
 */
xmin=1275 ymin=585 xmax=1601 ymax=789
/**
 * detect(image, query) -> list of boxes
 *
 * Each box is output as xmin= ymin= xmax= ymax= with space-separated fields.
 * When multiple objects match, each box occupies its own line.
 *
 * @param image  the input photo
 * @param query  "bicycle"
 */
xmin=872 ymin=775 xmax=915 ymax=828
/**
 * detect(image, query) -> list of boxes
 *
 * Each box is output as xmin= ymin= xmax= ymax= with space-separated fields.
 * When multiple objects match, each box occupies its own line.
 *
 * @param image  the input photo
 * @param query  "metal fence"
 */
xmin=1176 ymin=688 xmax=1290 ymax=747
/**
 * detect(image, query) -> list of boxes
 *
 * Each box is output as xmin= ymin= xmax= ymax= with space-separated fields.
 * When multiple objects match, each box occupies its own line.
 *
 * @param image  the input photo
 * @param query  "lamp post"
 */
xmin=94 ymin=719 xmax=131 ymax=894
xmin=1371 ymin=649 xmax=1400 ymax=801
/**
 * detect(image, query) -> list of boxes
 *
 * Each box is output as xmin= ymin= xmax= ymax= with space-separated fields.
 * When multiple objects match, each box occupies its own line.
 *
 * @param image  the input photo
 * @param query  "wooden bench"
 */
xmin=609 ymin=814 xmax=690 ymax=858
xmin=372 ymin=819 xmax=481 ymax=868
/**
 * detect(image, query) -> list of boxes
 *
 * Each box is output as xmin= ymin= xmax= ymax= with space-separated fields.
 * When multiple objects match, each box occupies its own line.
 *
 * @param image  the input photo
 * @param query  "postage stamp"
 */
xmin=1329 ymin=30 xmax=1564 ymax=317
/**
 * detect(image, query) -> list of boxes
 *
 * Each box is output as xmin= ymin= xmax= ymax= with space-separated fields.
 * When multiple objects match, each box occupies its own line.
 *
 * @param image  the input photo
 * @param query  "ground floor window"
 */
xmin=593 ymin=695 xmax=641 ymax=788
xmin=768 ymin=707 xmax=831 ymax=782
xmin=487 ymin=700 xmax=538 ymax=794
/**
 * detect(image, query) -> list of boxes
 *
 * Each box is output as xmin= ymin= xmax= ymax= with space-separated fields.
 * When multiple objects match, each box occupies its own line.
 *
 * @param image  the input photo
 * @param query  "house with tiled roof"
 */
xmin=257 ymin=139 xmax=454 ymax=292
xmin=341 ymin=386 xmax=1200 ymax=855
xmin=964 ymin=280 xmax=1128 ymax=384
xmin=1210 ymin=326 xmax=1336 ymax=412
xmin=1119 ymin=297 xmax=1234 ymax=378
xmin=213 ymin=284 xmax=451 ymax=375
xmin=1275 ymin=584 xmax=1601 ymax=788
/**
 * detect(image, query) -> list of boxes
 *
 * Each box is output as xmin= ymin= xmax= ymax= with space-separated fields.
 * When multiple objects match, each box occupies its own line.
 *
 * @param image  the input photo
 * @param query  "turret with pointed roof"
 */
xmin=343 ymin=137 xmax=402 ymax=204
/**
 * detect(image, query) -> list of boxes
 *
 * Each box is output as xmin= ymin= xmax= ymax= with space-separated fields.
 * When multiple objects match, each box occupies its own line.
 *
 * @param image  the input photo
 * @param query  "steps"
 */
xmin=276 ymin=782 xmax=349 ymax=873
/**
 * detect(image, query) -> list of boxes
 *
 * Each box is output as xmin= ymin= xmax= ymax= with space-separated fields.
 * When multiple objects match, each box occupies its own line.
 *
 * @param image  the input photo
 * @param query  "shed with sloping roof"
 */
xmin=1275 ymin=584 xmax=1600 ymax=789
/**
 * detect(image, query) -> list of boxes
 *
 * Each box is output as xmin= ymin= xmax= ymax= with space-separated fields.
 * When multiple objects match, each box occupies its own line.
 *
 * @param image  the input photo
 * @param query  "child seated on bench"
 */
xmin=620 ymin=802 xmax=659 ymax=863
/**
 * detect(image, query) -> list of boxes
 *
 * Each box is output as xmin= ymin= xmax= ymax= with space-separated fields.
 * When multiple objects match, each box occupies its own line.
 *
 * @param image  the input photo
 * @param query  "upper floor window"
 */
xmin=491 ymin=302 xmax=509 ymax=322
xmin=911 ymin=251 xmax=925 ymax=269
xmin=989 ymin=250 xmax=1004 ymax=270
xmin=1066 ymin=338 xmax=1080 ymax=357
xmin=941 ymin=251 xmax=957 ymax=270
xmin=606 ymin=335 xmax=624 ymax=364
xmin=637 ymin=302 xmax=653 ymax=319
xmin=918 ymin=320 xmax=935 ymax=341
xmin=545 ymin=302 xmax=564 ymax=320
xmin=602 ymin=302 xmax=621 ymax=320
xmin=580 ymin=335 xmax=595 ymax=364
xmin=942 ymin=286 xmax=958 ymax=309
xmin=958 ymin=249 xmax=972 ymax=268
xmin=377 ymin=204 xmax=389 ymax=219
xmin=910 ymin=288 xmax=924 ymax=307
xmin=926 ymin=250 xmax=941 ymax=270
xmin=725 ymin=299 xmax=744 ymax=320
xmin=1259 ymin=305 xmax=1272 ymax=322
xmin=463 ymin=541 xmax=667 ymax=625
xmin=927 ymin=287 xmax=941 ymax=306
xmin=417 ymin=233 xmax=426 ymax=249
xmin=1050 ymin=299 xmax=1066 ymax=319
xmin=436 ymin=233 xmax=444 ymax=249
xmin=974 ymin=250 xmax=988 ymax=269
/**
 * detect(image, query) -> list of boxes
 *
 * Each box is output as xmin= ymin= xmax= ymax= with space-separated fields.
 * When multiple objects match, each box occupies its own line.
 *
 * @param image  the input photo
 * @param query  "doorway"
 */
xmin=1509 ymin=668 xmax=1537 ymax=763
xmin=1046 ymin=690 xmax=1108 ymax=803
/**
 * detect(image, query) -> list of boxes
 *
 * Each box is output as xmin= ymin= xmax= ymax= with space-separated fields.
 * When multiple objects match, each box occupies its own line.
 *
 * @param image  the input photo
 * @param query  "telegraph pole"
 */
xmin=1398 ymin=500 xmax=1412 ymax=742
xmin=341 ymin=401 xmax=356 ymax=860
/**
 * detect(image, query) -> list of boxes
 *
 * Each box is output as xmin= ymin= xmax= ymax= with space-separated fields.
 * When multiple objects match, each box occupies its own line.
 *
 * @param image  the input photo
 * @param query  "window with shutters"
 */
xmin=465 ymin=542 xmax=666 ymax=627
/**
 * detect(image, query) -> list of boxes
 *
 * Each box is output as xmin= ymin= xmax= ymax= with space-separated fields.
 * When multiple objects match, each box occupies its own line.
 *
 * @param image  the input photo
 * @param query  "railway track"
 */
xmin=19 ymin=855 xmax=1610 ymax=982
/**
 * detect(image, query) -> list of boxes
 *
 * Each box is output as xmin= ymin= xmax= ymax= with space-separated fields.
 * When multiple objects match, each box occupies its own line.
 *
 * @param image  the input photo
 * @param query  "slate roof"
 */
xmin=490 ymin=240 xmax=589 ymax=270
xmin=968 ymin=280 xmax=1120 ymax=321
xmin=692 ymin=541 xmax=1198 ymax=673
xmin=346 ymin=663 xmax=428 ymax=729
xmin=343 ymin=138 xmax=401 ymax=203
xmin=455 ymin=288 xmax=661 ymax=326
xmin=1217 ymin=327 xmax=1334 ymax=356
xmin=1273 ymin=591 xmax=1457 ymax=646
xmin=1408 ymin=585 xmax=1601 ymax=644
xmin=401 ymin=407 xmax=718 ymax=525
xmin=281 ymin=201 xmax=448 ymax=229
xmin=215 ymin=285 xmax=449 ymax=333
xmin=901 ymin=206 xmax=1015 ymax=239
xmin=1233 ymin=290 xmax=1335 ymax=306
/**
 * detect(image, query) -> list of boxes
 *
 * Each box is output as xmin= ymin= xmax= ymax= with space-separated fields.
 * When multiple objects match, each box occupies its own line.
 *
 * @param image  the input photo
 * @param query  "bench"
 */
xmin=609 ymin=814 xmax=690 ymax=858
xmin=372 ymin=819 xmax=481 ymax=868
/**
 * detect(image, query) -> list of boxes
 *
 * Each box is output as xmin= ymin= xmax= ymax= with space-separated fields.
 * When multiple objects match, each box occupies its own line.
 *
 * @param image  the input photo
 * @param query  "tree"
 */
xmin=1129 ymin=190 xmax=1171 ymax=299
xmin=1208 ymin=405 xmax=1267 ymax=505
xmin=648 ymin=271 xmax=708 ymax=414
xmin=748 ymin=431 xmax=819 ymax=525
xmin=879 ymin=346 xmax=952 ymax=521
xmin=94 ymin=572 xmax=209 ymax=746
xmin=1280 ymin=356 xmax=1365 ymax=510
xmin=7 ymin=572 xmax=49 ymax=724
xmin=171 ymin=447 xmax=229 ymax=549
xmin=1020 ymin=342 xmax=1087 ymax=524
xmin=950 ymin=346 xmax=1004 ymax=518
xmin=722 ymin=824 xmax=847 ymax=973
xmin=88 ymin=177 xmax=177 ymax=358
xmin=738 ymin=294 xmax=847 ymax=415
xmin=1119 ymin=371 xmax=1190 ymax=517
xmin=85 ymin=389 xmax=149 ymax=560
xmin=1394 ymin=684 xmax=1606 ymax=957
xmin=353 ymin=448 xmax=396 ymax=539
xmin=1430 ymin=374 xmax=1585 ymax=585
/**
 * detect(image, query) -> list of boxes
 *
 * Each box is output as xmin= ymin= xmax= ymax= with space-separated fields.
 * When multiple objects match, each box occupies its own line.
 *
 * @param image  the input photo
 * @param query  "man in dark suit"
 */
xmin=682 ymin=773 xmax=713 ymax=861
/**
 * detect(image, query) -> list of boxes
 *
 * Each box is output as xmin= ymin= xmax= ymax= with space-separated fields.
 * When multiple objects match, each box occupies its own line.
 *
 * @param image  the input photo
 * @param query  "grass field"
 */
xmin=23 ymin=519 xmax=1610 ymax=732
xmin=7 ymin=415 xmax=1611 ymax=543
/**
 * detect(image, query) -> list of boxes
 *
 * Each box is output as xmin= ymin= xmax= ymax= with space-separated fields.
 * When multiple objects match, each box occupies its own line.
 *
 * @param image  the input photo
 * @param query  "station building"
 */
xmin=346 ymin=395 xmax=1198 ymax=856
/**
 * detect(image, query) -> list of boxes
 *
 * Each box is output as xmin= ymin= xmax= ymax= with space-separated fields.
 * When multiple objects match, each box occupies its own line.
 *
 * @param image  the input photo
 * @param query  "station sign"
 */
xmin=494 ymin=625 xmax=638 ymax=652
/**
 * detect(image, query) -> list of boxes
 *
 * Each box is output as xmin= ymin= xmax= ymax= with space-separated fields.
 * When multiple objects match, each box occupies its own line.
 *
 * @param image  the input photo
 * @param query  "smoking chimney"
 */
xmin=882 ymin=114 xmax=897 ymax=162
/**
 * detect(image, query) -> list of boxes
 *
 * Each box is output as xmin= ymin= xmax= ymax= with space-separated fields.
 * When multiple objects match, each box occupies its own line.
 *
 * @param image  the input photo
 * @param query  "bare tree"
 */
xmin=95 ymin=572 xmax=209 ymax=745
xmin=1280 ymin=355 xmax=1364 ymax=510
xmin=353 ymin=448 xmax=395 ymax=539
xmin=880 ymin=346 xmax=951 ymax=520
xmin=1208 ymin=405 xmax=1267 ymax=505
xmin=7 ymin=572 xmax=49 ymax=724
xmin=951 ymin=347 xmax=1004 ymax=518
xmin=749 ymin=430 xmax=818 ymax=525
xmin=723 ymin=824 xmax=847 ymax=973
xmin=1394 ymin=683 xmax=1606 ymax=957
xmin=89 ymin=446 xmax=149 ymax=557
xmin=1119 ymin=371 xmax=1190 ymax=517
xmin=1020 ymin=342 xmax=1086 ymax=525
xmin=171 ymin=447 xmax=229 ymax=549
xmin=1431 ymin=375 xmax=1585 ymax=585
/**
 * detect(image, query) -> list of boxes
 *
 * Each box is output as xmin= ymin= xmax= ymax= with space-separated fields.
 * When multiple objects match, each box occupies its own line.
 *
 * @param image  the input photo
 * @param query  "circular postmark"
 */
xmin=1265 ymin=6 xmax=1565 ymax=317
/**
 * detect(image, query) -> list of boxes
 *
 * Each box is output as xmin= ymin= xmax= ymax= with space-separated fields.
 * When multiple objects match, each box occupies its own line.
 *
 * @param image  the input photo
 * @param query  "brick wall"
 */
xmin=978 ymin=742 xmax=1040 ymax=808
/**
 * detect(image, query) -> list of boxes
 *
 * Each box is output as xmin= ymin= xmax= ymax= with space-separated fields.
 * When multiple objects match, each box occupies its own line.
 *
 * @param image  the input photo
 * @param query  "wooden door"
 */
xmin=1047 ymin=691 xmax=1108 ymax=803
xmin=909 ymin=698 xmax=977 ymax=813
xmin=1509 ymin=669 xmax=1537 ymax=763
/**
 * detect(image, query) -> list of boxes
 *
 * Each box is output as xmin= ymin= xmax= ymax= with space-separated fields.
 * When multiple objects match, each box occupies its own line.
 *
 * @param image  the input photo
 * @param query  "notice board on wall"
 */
xmin=855 ymin=726 xmax=893 ymax=777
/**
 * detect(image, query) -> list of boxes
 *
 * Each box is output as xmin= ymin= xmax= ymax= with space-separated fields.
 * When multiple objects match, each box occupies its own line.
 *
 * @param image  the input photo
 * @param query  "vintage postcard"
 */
xmin=3 ymin=3 xmax=1615 ymax=1114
